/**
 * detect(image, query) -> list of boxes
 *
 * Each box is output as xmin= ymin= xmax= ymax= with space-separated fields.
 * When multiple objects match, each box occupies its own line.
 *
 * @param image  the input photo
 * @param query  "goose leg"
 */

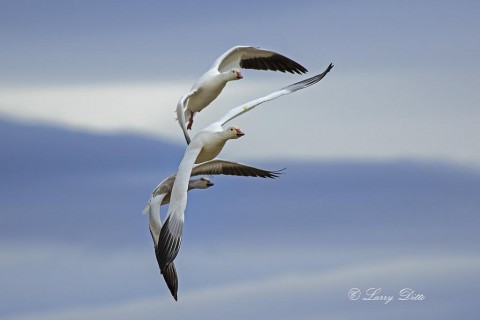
xmin=187 ymin=112 xmax=194 ymax=130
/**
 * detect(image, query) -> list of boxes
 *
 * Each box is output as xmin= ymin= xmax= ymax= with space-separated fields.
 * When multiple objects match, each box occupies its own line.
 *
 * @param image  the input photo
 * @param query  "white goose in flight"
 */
xmin=143 ymin=160 xmax=282 ymax=300
xmin=176 ymin=46 xmax=308 ymax=144
xmin=158 ymin=64 xmax=334 ymax=283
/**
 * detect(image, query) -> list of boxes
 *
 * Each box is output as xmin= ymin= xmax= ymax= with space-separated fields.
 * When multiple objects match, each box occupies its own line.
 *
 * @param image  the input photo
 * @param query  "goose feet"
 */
xmin=187 ymin=113 xmax=194 ymax=130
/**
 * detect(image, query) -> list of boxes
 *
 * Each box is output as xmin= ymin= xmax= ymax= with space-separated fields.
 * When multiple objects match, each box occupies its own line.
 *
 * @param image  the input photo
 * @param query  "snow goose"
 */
xmin=158 ymin=64 xmax=334 ymax=278
xmin=176 ymin=46 xmax=308 ymax=143
xmin=144 ymin=177 xmax=211 ymax=301
xmin=143 ymin=160 xmax=282 ymax=300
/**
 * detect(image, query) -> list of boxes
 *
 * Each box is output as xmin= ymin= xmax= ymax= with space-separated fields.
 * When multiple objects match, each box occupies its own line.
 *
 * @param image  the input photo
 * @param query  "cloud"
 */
xmin=1 ymin=69 xmax=480 ymax=165
xmin=0 ymin=83 xmax=183 ymax=138
xmin=0 ymin=79 xmax=277 ymax=140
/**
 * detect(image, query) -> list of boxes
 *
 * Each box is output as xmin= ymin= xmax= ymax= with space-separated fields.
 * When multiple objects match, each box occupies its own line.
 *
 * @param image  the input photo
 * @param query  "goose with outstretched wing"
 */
xmin=143 ymin=160 xmax=283 ymax=300
xmin=176 ymin=46 xmax=308 ymax=143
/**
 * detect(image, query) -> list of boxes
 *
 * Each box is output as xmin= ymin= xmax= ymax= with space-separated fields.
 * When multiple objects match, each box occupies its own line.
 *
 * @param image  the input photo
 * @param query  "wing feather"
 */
xmin=160 ymin=262 xmax=178 ymax=301
xmin=216 ymin=63 xmax=333 ymax=126
xmin=190 ymin=159 xmax=283 ymax=178
xmin=213 ymin=46 xmax=308 ymax=74
xmin=156 ymin=213 xmax=183 ymax=271
xmin=145 ymin=193 xmax=167 ymax=245
xmin=156 ymin=141 xmax=203 ymax=270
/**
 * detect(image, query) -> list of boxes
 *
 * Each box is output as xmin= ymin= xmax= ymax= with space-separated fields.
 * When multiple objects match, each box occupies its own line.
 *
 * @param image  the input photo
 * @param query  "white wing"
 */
xmin=216 ymin=63 xmax=334 ymax=126
xmin=175 ymin=90 xmax=198 ymax=144
xmin=156 ymin=139 xmax=203 ymax=271
xmin=144 ymin=193 xmax=167 ymax=246
xmin=212 ymin=46 xmax=308 ymax=74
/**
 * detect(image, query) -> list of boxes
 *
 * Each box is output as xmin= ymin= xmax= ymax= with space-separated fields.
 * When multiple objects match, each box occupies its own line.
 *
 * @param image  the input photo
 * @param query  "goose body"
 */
xmin=143 ymin=160 xmax=282 ymax=300
xmin=176 ymin=46 xmax=308 ymax=143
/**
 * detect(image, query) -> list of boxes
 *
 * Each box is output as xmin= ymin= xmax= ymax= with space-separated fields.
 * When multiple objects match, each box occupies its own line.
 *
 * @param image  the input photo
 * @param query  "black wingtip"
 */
xmin=266 ymin=168 xmax=287 ymax=179
xmin=317 ymin=63 xmax=334 ymax=80
xmin=160 ymin=262 xmax=179 ymax=301
xmin=281 ymin=62 xmax=334 ymax=92
xmin=269 ymin=168 xmax=287 ymax=179
xmin=295 ymin=65 xmax=308 ymax=75
xmin=240 ymin=53 xmax=308 ymax=75
xmin=326 ymin=63 xmax=334 ymax=73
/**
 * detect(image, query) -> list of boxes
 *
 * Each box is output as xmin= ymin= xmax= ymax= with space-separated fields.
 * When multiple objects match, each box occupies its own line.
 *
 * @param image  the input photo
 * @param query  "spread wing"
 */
xmin=156 ymin=140 xmax=203 ymax=271
xmin=215 ymin=63 xmax=334 ymax=126
xmin=191 ymin=159 xmax=284 ymax=178
xmin=212 ymin=46 xmax=308 ymax=74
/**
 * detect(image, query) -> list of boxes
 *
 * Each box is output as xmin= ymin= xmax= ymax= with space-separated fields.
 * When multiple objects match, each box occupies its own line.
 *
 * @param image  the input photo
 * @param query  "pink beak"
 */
xmin=236 ymin=71 xmax=243 ymax=79
xmin=235 ymin=128 xmax=245 ymax=137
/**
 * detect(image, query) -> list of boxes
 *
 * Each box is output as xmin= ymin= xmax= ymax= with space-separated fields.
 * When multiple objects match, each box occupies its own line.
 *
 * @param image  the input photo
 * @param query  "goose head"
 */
xmin=189 ymin=177 xmax=214 ymax=190
xmin=225 ymin=68 xmax=243 ymax=81
xmin=225 ymin=126 xmax=245 ymax=139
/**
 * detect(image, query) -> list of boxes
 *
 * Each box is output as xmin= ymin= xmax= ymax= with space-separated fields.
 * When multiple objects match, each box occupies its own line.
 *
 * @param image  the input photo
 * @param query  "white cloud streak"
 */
xmin=1 ymin=68 xmax=479 ymax=165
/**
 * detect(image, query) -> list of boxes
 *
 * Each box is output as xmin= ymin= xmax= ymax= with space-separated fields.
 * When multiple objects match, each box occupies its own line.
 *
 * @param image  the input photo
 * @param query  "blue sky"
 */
xmin=1 ymin=119 xmax=479 ymax=319
xmin=1 ymin=1 xmax=480 ymax=319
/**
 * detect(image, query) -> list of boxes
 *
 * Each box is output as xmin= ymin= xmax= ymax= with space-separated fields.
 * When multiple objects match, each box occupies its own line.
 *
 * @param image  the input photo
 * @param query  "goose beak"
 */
xmin=236 ymin=71 xmax=243 ymax=79
xmin=235 ymin=128 xmax=245 ymax=137
xmin=206 ymin=181 xmax=214 ymax=187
